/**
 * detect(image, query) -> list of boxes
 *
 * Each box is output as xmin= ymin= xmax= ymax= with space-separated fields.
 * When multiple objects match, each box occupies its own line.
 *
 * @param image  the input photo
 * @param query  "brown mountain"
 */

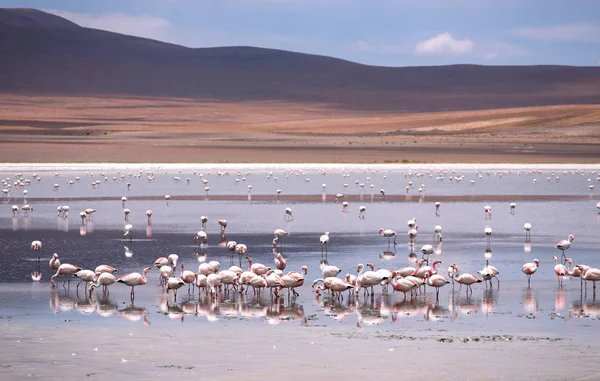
xmin=1 ymin=8 xmax=600 ymax=111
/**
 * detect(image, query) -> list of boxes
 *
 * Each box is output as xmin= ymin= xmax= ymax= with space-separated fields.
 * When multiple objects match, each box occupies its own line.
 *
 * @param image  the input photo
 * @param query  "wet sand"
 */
xmin=1 ymin=321 xmax=598 ymax=381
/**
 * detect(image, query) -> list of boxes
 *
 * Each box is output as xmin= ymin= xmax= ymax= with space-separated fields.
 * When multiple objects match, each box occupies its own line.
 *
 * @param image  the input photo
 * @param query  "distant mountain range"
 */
xmin=1 ymin=8 xmax=600 ymax=111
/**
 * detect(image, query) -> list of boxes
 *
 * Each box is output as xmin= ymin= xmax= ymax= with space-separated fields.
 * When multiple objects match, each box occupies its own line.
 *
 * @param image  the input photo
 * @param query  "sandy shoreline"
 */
xmin=1 ymin=321 xmax=597 ymax=381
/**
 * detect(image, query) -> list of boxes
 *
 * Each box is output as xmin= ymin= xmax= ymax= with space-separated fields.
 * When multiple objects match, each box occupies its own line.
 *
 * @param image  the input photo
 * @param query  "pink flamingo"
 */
xmin=117 ymin=267 xmax=151 ymax=299
xmin=450 ymin=266 xmax=482 ymax=294
xmin=281 ymin=266 xmax=308 ymax=297
xmin=553 ymin=256 xmax=567 ymax=287
xmin=555 ymin=235 xmax=575 ymax=263
xmin=49 ymin=253 xmax=60 ymax=271
xmin=578 ymin=265 xmax=600 ymax=297
xmin=521 ymin=259 xmax=540 ymax=286
xmin=274 ymin=252 xmax=287 ymax=271
xmin=95 ymin=264 xmax=118 ymax=274
xmin=247 ymin=256 xmax=270 ymax=275
xmin=181 ymin=263 xmax=197 ymax=294
xmin=50 ymin=263 xmax=81 ymax=287
xmin=566 ymin=258 xmax=590 ymax=278
xmin=425 ymin=273 xmax=449 ymax=300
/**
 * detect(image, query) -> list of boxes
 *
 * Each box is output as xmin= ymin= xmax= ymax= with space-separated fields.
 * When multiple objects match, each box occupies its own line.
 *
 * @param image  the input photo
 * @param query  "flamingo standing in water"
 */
xmin=180 ymin=264 xmax=196 ymax=294
xmin=478 ymin=260 xmax=499 ymax=288
xmin=89 ymin=272 xmax=117 ymax=296
xmin=578 ymin=265 xmax=600 ymax=297
xmin=284 ymin=207 xmax=294 ymax=221
xmin=320 ymin=232 xmax=330 ymax=255
xmin=434 ymin=201 xmax=441 ymax=216
xmin=31 ymin=240 xmax=42 ymax=259
xmin=200 ymin=216 xmax=208 ymax=230
xmin=49 ymin=253 xmax=60 ymax=271
xmin=84 ymin=208 xmax=95 ymax=220
xmin=450 ymin=266 xmax=482 ymax=294
xmin=484 ymin=205 xmax=492 ymax=219
xmin=146 ymin=210 xmax=153 ymax=223
xmin=566 ymin=258 xmax=590 ymax=278
xmin=522 ymin=259 xmax=540 ymax=286
xmin=273 ymin=228 xmax=288 ymax=248
xmin=424 ymin=273 xmax=449 ymax=300
xmin=274 ymin=253 xmax=287 ymax=271
xmin=358 ymin=205 xmax=366 ymax=219
xmin=218 ymin=219 xmax=228 ymax=235
xmin=524 ymin=223 xmax=532 ymax=242
xmin=50 ymin=263 xmax=81 ymax=287
xmin=117 ymin=267 xmax=151 ymax=299
xmin=194 ymin=231 xmax=208 ymax=245
xmin=379 ymin=228 xmax=397 ymax=246
xmin=553 ymin=256 xmax=567 ymax=287
xmin=509 ymin=202 xmax=516 ymax=214
xmin=555 ymin=234 xmax=574 ymax=264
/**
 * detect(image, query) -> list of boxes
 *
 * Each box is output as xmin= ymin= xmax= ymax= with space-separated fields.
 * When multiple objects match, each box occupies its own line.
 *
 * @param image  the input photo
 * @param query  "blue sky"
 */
xmin=3 ymin=0 xmax=600 ymax=66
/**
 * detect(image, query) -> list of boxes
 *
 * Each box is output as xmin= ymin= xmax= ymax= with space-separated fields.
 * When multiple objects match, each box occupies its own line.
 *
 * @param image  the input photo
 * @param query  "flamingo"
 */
xmin=420 ymin=244 xmax=434 ymax=264
xmin=50 ymin=263 xmax=82 ymax=287
xmin=379 ymin=228 xmax=397 ymax=246
xmin=450 ymin=266 xmax=482 ymax=294
xmin=11 ymin=205 xmax=18 ymax=216
xmin=358 ymin=205 xmax=366 ymax=219
xmin=95 ymin=264 xmax=118 ymax=274
xmin=273 ymin=229 xmax=288 ymax=247
xmin=284 ymin=207 xmax=294 ymax=221
xmin=159 ymin=265 xmax=173 ymax=285
xmin=408 ymin=226 xmax=418 ymax=244
xmin=123 ymin=208 xmax=130 ymax=221
xmin=264 ymin=270 xmax=285 ymax=298
xmin=281 ymin=266 xmax=308 ymax=297
xmin=168 ymin=254 xmax=179 ymax=268
xmin=312 ymin=277 xmax=354 ymax=299
xmin=21 ymin=204 xmax=33 ymax=215
xmin=424 ymin=273 xmax=450 ymax=300
xmin=553 ymin=256 xmax=567 ymax=287
xmin=566 ymin=258 xmax=590 ymax=278
xmin=509 ymin=202 xmax=516 ymax=214
xmin=89 ymin=272 xmax=117 ymax=295
xmin=522 ymin=259 xmax=540 ymax=286
xmin=117 ymin=267 xmax=151 ymax=299
xmin=412 ymin=259 xmax=441 ymax=279
xmin=555 ymin=234 xmax=575 ymax=263
xmin=433 ymin=225 xmax=442 ymax=243
xmin=434 ymin=201 xmax=441 ymax=216
xmin=124 ymin=224 xmax=133 ymax=241
xmin=49 ymin=253 xmax=60 ymax=271
xmin=200 ymin=216 xmax=208 ymax=230
xmin=84 ymin=208 xmax=95 ymax=220
xmin=74 ymin=269 xmax=96 ymax=291
xmin=524 ymin=223 xmax=532 ymax=242
xmin=321 ymin=262 xmax=341 ymax=278
xmin=218 ymin=219 xmax=228 ymax=234
xmin=484 ymin=226 xmax=492 ymax=247
xmin=320 ymin=232 xmax=330 ymax=255
xmin=447 ymin=264 xmax=460 ymax=288
xmin=578 ymin=265 xmax=600 ymax=296
xmin=146 ymin=210 xmax=153 ymax=223
xmin=355 ymin=263 xmax=388 ymax=296
xmin=181 ymin=264 xmax=197 ymax=294
xmin=246 ymin=256 xmax=270 ymax=276
xmin=194 ymin=231 xmax=208 ymax=245
xmin=391 ymin=277 xmax=418 ymax=299
xmin=478 ymin=260 xmax=500 ymax=288
xmin=154 ymin=257 xmax=168 ymax=269
xmin=218 ymin=270 xmax=240 ymax=292
xmin=166 ymin=277 xmax=186 ymax=301
xmin=274 ymin=253 xmax=287 ymax=271
xmin=484 ymin=205 xmax=492 ymax=219
xmin=407 ymin=217 xmax=417 ymax=229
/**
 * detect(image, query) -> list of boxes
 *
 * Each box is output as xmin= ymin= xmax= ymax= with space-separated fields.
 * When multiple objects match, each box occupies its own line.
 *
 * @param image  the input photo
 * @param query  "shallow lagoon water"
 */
xmin=1 ymin=164 xmax=600 ymax=380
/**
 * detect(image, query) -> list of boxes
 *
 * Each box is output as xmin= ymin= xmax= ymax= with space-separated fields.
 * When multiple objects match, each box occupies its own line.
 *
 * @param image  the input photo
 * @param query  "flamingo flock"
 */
xmin=4 ymin=166 xmax=600 ymax=326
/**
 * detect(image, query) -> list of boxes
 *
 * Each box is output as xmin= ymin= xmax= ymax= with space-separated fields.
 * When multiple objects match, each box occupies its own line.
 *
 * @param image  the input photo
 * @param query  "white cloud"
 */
xmin=513 ymin=23 xmax=600 ymax=42
xmin=414 ymin=32 xmax=474 ymax=55
xmin=44 ymin=9 xmax=173 ymax=42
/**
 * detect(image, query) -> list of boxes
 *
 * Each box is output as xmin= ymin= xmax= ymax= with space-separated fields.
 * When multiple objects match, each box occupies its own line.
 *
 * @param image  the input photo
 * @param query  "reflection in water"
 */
xmin=481 ymin=288 xmax=498 ymax=316
xmin=124 ymin=244 xmax=133 ymax=258
xmin=56 ymin=217 xmax=69 ymax=232
xmin=554 ymin=287 xmax=567 ymax=311
xmin=119 ymin=304 xmax=151 ymax=325
xmin=146 ymin=223 xmax=152 ymax=238
xmin=522 ymin=287 xmax=538 ymax=314
xmin=571 ymin=298 xmax=600 ymax=319
xmin=524 ymin=242 xmax=531 ymax=253
xmin=31 ymin=258 xmax=42 ymax=281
